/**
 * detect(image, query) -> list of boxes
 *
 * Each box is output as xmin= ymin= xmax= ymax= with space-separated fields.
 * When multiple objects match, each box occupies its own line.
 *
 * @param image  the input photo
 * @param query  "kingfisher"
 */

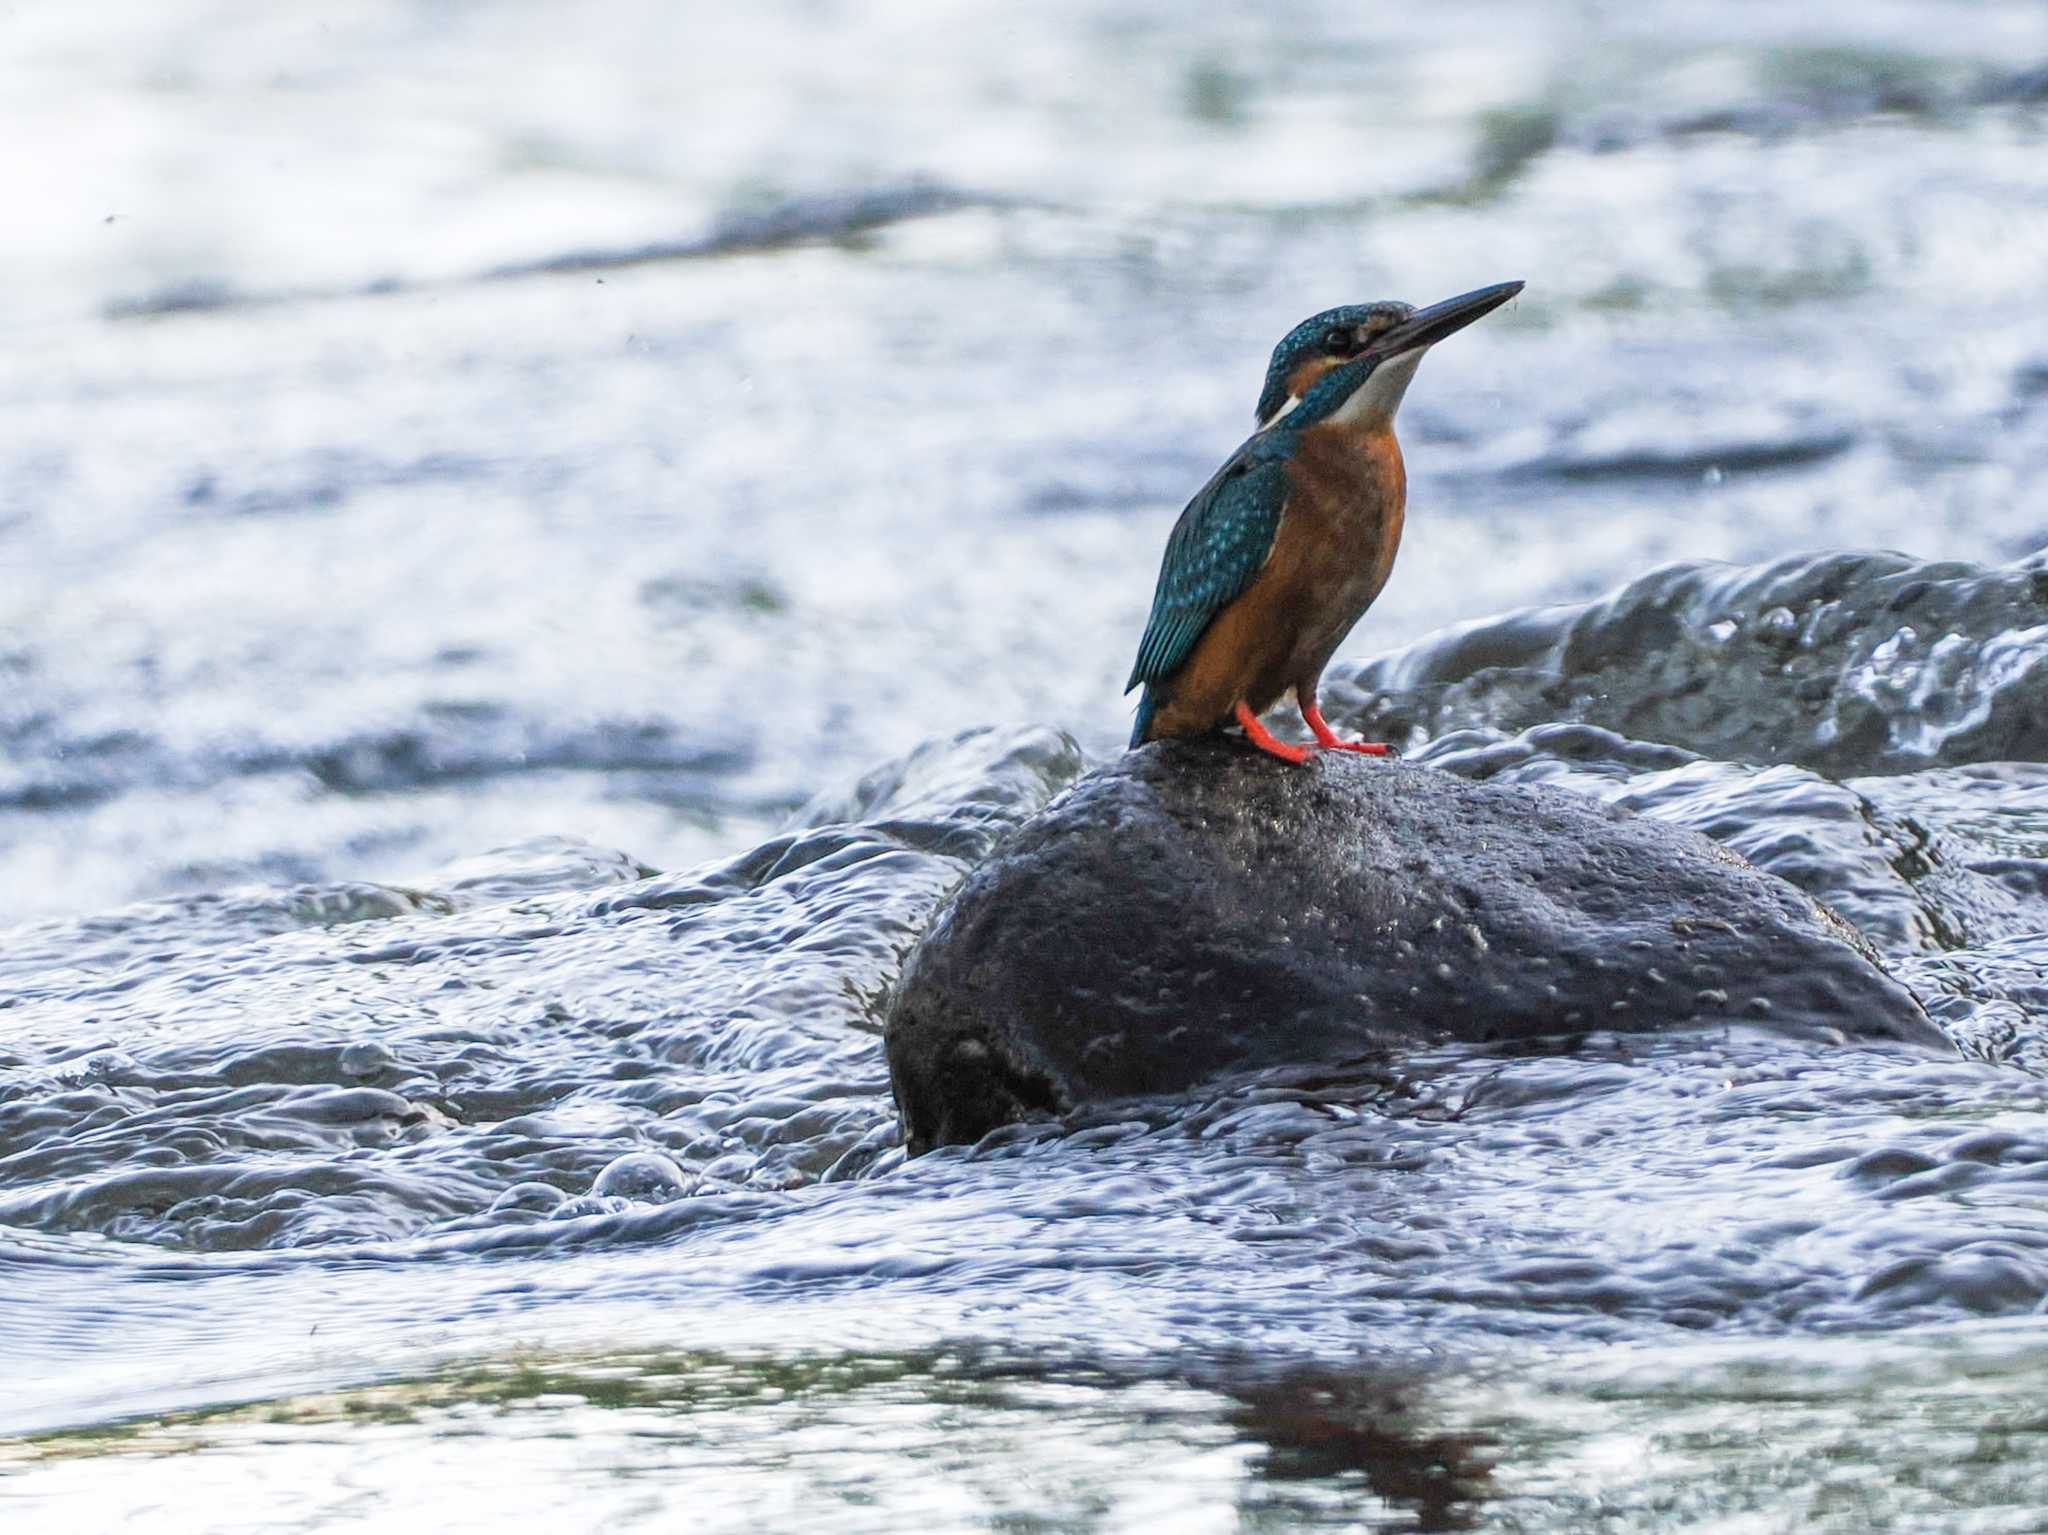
xmin=1126 ymin=280 xmax=1523 ymax=763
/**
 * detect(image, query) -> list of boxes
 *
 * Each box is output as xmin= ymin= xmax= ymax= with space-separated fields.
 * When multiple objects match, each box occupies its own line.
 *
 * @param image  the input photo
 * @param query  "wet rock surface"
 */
xmin=885 ymin=738 xmax=1946 ymax=1151
xmin=1325 ymin=549 xmax=2048 ymax=779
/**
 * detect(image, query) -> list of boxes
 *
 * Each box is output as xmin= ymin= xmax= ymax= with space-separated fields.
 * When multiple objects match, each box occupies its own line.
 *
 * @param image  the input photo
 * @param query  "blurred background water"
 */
xmin=6 ymin=1 xmax=2048 ymax=1529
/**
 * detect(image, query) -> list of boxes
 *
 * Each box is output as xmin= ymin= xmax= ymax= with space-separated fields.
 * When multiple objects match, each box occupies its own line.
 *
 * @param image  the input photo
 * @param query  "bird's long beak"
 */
xmin=1368 ymin=280 xmax=1524 ymax=358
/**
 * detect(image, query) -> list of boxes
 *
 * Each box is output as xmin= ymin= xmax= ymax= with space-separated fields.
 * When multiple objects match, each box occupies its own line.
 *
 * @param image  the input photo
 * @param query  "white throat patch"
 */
xmin=1330 ymin=348 xmax=1426 ymax=428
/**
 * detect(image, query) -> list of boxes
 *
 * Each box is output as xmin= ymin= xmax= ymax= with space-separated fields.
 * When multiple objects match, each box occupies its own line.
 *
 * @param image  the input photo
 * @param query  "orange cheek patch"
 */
xmin=1285 ymin=357 xmax=1341 ymax=402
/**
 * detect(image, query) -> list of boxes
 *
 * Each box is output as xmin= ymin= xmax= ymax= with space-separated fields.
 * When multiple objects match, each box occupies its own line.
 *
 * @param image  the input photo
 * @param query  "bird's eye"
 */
xmin=1322 ymin=328 xmax=1352 ymax=353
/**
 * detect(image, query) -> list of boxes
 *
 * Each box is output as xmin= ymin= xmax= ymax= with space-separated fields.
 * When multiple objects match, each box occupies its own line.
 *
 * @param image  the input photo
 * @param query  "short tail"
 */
xmin=1128 ymin=686 xmax=1158 ymax=749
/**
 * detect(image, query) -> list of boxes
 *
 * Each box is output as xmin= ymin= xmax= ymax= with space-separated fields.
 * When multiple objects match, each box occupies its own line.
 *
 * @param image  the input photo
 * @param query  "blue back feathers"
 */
xmin=1126 ymin=431 xmax=1295 ymax=743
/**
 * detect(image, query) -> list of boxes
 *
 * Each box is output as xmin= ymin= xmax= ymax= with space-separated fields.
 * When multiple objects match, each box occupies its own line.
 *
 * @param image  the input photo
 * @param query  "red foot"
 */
xmin=1234 ymin=700 xmax=1313 ymax=765
xmin=1303 ymin=701 xmax=1392 ymax=756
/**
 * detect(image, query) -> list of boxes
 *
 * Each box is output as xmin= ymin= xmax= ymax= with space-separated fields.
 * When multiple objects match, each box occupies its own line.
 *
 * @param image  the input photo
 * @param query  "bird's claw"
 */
xmin=1300 ymin=702 xmax=1397 ymax=759
xmin=1324 ymin=739 xmax=1397 ymax=757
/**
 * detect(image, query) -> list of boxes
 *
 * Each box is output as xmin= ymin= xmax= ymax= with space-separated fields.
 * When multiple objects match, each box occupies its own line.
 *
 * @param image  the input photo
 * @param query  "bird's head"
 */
xmin=1254 ymin=280 xmax=1524 ymax=431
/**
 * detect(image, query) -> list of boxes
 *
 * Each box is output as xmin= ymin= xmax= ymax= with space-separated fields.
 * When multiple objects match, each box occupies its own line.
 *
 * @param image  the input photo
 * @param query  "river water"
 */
xmin=6 ymin=2 xmax=2048 ymax=1528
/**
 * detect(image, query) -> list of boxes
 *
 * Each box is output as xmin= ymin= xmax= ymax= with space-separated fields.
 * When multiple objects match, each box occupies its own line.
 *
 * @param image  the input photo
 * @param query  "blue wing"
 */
xmin=1125 ymin=434 xmax=1292 ymax=697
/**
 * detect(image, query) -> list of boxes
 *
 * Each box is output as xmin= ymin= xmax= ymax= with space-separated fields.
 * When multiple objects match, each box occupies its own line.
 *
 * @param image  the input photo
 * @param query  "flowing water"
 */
xmin=6 ymin=2 xmax=2048 ymax=1528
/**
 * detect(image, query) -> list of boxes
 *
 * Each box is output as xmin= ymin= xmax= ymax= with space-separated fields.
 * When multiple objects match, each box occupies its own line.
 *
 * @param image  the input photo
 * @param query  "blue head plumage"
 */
xmin=1251 ymin=302 xmax=1416 ymax=427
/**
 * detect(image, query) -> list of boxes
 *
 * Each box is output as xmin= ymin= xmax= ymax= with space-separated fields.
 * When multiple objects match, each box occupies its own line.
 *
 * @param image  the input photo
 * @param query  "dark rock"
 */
xmin=1407 ymin=722 xmax=1958 ymax=956
xmin=884 ymin=738 xmax=1947 ymax=1152
xmin=483 ymin=180 xmax=984 ymax=282
xmin=1521 ymin=404 xmax=1855 ymax=481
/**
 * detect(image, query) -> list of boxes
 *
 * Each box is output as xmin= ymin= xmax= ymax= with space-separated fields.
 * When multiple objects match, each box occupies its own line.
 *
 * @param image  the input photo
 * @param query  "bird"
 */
xmin=1126 ymin=280 xmax=1523 ymax=764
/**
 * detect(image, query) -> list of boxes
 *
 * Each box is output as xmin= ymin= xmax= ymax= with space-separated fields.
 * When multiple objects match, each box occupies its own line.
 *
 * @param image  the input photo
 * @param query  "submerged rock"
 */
xmin=884 ymin=738 xmax=1947 ymax=1152
xmin=1321 ymin=549 xmax=2048 ymax=779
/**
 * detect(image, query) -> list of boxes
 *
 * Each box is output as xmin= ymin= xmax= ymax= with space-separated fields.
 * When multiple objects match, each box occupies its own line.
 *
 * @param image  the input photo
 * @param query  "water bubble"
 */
xmin=591 ymin=1151 xmax=696 ymax=1204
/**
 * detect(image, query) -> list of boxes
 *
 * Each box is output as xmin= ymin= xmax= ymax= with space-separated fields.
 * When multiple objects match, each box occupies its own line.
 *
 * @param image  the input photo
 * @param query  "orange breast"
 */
xmin=1146 ymin=423 xmax=1406 ymax=738
xmin=1267 ymin=423 xmax=1406 ymax=677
